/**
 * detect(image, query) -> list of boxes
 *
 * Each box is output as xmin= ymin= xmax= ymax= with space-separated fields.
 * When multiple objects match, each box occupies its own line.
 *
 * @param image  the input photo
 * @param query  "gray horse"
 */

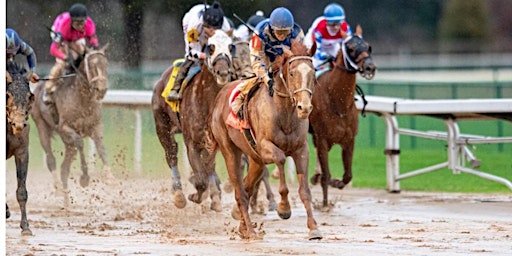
xmin=30 ymin=43 xmax=111 ymax=205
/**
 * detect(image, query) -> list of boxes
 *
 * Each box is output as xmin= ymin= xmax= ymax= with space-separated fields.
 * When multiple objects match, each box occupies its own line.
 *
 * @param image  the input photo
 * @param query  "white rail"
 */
xmin=356 ymin=95 xmax=512 ymax=191
xmin=102 ymin=90 xmax=512 ymax=190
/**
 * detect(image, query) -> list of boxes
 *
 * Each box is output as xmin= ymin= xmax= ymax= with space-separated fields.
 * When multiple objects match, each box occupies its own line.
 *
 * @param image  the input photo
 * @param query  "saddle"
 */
xmin=162 ymin=59 xmax=201 ymax=112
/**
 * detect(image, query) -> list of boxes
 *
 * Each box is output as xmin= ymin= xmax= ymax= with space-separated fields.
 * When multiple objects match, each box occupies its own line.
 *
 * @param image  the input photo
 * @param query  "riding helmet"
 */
xmin=247 ymin=11 xmax=266 ymax=29
xmin=203 ymin=1 xmax=224 ymax=29
xmin=69 ymin=3 xmax=88 ymax=19
xmin=6 ymin=28 xmax=21 ymax=54
xmin=324 ymin=3 xmax=345 ymax=23
xmin=269 ymin=7 xmax=294 ymax=30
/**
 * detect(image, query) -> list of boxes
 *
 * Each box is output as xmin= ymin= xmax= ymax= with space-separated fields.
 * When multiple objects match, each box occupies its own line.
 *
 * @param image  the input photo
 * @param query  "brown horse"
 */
xmin=309 ymin=25 xmax=376 ymax=208
xmin=31 ymin=43 xmax=111 ymax=205
xmin=208 ymin=40 xmax=322 ymax=240
xmin=6 ymin=61 xmax=34 ymax=235
xmin=152 ymin=31 xmax=277 ymax=212
xmin=152 ymin=30 xmax=236 ymax=211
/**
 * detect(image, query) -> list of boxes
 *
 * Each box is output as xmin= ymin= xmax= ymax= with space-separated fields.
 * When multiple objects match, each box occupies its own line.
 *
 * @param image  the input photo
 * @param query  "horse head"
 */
xmin=273 ymin=39 xmax=316 ymax=119
xmin=79 ymin=44 xmax=109 ymax=100
xmin=336 ymin=25 xmax=376 ymax=80
xmin=6 ymin=61 xmax=34 ymax=137
xmin=205 ymin=30 xmax=235 ymax=85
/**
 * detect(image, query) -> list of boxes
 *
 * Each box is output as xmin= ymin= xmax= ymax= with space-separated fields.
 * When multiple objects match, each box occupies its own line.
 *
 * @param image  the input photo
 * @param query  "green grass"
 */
xmin=9 ymin=106 xmax=511 ymax=194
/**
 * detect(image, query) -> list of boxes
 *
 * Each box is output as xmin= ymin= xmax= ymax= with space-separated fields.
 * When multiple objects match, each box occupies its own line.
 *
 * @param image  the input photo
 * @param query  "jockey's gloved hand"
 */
xmin=30 ymin=72 xmax=39 ymax=83
xmin=263 ymin=75 xmax=274 ymax=97
xmin=52 ymin=32 xmax=62 ymax=43
xmin=66 ymin=55 xmax=75 ymax=66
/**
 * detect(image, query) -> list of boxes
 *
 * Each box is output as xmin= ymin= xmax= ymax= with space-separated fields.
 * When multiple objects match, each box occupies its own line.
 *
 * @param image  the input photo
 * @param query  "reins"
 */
xmin=274 ymin=55 xmax=314 ymax=106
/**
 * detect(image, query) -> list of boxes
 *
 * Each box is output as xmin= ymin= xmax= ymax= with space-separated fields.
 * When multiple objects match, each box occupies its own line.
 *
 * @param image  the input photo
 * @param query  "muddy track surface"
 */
xmin=6 ymin=170 xmax=512 ymax=255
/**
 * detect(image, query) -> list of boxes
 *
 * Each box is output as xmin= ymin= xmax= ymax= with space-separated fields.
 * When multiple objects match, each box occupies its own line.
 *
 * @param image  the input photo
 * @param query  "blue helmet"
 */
xmin=324 ymin=3 xmax=345 ymax=23
xmin=6 ymin=28 xmax=21 ymax=54
xmin=269 ymin=7 xmax=294 ymax=30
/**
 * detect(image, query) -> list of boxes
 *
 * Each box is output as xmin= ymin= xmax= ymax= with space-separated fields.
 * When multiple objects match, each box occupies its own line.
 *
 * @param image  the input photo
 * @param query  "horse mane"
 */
xmin=7 ymin=61 xmax=26 ymax=75
xmin=290 ymin=39 xmax=308 ymax=56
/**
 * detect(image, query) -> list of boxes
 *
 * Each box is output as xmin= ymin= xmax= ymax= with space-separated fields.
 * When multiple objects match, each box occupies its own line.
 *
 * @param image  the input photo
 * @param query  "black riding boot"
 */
xmin=167 ymin=59 xmax=194 ymax=101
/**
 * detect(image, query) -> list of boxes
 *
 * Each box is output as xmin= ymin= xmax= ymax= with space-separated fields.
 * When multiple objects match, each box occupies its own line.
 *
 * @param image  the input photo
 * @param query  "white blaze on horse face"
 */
xmin=297 ymin=62 xmax=314 ymax=95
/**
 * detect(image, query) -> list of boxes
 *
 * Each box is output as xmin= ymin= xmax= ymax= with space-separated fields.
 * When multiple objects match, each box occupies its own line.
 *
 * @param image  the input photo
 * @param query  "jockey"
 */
xmin=44 ymin=3 xmax=99 ymax=104
xmin=233 ymin=10 xmax=266 ymax=42
xmin=305 ymin=2 xmax=352 ymax=68
xmin=5 ymin=28 xmax=39 ymax=84
xmin=167 ymin=1 xmax=232 ymax=101
xmin=231 ymin=7 xmax=304 ymax=118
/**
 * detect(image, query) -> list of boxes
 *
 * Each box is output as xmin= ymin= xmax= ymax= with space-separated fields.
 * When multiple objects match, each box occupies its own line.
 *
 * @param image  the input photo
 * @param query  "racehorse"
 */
xmin=6 ymin=61 xmax=34 ymax=235
xmin=152 ymin=30 xmax=237 ymax=211
xmin=309 ymin=25 xmax=376 ymax=208
xmin=208 ymin=39 xmax=322 ymax=240
xmin=31 ymin=43 xmax=111 ymax=205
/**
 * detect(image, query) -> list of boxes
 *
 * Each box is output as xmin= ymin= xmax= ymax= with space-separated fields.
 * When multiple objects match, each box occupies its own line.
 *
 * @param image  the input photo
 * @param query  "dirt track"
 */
xmin=5 ymin=170 xmax=512 ymax=256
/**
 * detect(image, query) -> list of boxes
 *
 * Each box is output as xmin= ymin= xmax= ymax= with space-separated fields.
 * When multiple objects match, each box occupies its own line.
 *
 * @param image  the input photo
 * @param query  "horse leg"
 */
xmin=185 ymin=145 xmax=209 ymax=204
xmin=292 ymin=151 xmax=322 ymax=240
xmin=91 ymin=125 xmax=114 ymax=182
xmin=331 ymin=142 xmax=354 ymax=189
xmin=15 ymin=153 xmax=32 ymax=236
xmin=259 ymin=141 xmax=290 ymax=220
xmin=316 ymin=144 xmax=332 ymax=208
xmin=262 ymin=167 xmax=277 ymax=211
xmin=60 ymin=144 xmax=77 ymax=207
xmin=34 ymin=120 xmax=61 ymax=193
xmin=239 ymin=157 xmax=265 ymax=239
xmin=75 ymin=137 xmax=90 ymax=188
xmin=208 ymin=172 xmax=222 ymax=212
xmin=153 ymin=111 xmax=185 ymax=208
xmin=249 ymin=177 xmax=262 ymax=214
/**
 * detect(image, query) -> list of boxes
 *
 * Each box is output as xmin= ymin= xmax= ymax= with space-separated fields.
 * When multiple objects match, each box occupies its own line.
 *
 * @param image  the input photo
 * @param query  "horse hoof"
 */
xmin=268 ymin=201 xmax=278 ymax=212
xmin=80 ymin=174 xmax=90 ymax=187
xmin=223 ymin=182 xmax=234 ymax=193
xmin=277 ymin=202 xmax=291 ymax=219
xmin=271 ymin=168 xmax=279 ymax=179
xmin=210 ymin=194 xmax=223 ymax=212
xmin=21 ymin=229 xmax=33 ymax=236
xmin=231 ymin=204 xmax=241 ymax=220
xmin=310 ymin=173 xmax=321 ymax=185
xmin=330 ymin=179 xmax=346 ymax=189
xmin=308 ymin=229 xmax=323 ymax=240
xmin=187 ymin=193 xmax=206 ymax=204
xmin=173 ymin=190 xmax=187 ymax=209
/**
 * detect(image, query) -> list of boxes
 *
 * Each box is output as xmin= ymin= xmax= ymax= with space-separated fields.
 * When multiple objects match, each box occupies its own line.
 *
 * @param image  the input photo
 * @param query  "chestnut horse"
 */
xmin=152 ymin=30 xmax=236 ymax=211
xmin=6 ymin=61 xmax=34 ymax=235
xmin=31 ymin=44 xmax=111 ymax=206
xmin=208 ymin=40 xmax=322 ymax=240
xmin=309 ymin=25 xmax=376 ymax=208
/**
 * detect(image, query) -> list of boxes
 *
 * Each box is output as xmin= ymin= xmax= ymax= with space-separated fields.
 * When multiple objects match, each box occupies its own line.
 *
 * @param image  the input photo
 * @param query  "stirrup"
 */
xmin=167 ymin=90 xmax=182 ymax=101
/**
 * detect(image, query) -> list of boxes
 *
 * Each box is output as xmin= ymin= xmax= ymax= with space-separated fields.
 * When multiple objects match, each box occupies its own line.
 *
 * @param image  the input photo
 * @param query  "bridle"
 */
xmin=83 ymin=50 xmax=108 ymax=85
xmin=274 ymin=55 xmax=314 ymax=106
xmin=333 ymin=35 xmax=373 ymax=79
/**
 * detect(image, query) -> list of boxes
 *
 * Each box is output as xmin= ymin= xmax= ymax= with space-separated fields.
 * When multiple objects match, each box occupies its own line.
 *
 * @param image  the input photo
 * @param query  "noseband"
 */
xmin=275 ymin=56 xmax=314 ymax=106
xmin=334 ymin=35 xmax=371 ymax=76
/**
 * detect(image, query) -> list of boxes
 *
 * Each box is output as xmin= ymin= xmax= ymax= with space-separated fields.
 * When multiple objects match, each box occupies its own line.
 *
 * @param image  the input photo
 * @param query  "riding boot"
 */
xmin=167 ymin=59 xmax=194 ymax=101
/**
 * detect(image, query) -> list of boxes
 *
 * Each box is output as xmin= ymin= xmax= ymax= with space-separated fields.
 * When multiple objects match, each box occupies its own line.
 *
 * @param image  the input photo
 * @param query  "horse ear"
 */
xmin=308 ymin=41 xmax=317 ymax=57
xmin=100 ymin=43 xmax=110 ymax=52
xmin=356 ymin=25 xmax=363 ymax=37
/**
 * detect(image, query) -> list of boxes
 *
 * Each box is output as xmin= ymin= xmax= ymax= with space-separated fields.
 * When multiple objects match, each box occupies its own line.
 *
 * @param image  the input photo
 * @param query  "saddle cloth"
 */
xmin=225 ymin=77 xmax=259 ymax=130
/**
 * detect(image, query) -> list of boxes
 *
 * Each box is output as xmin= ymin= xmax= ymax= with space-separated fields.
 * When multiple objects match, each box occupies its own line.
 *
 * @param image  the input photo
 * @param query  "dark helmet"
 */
xmin=203 ymin=1 xmax=224 ymax=29
xmin=6 ymin=28 xmax=21 ymax=54
xmin=247 ymin=11 xmax=266 ymax=29
xmin=69 ymin=3 xmax=88 ymax=19
xmin=269 ymin=7 xmax=294 ymax=30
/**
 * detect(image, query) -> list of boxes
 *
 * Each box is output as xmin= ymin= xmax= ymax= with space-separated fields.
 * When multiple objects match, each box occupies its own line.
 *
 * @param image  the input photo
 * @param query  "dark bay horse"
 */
xmin=309 ymin=25 xmax=376 ymax=208
xmin=31 ymin=44 xmax=111 ymax=205
xmin=208 ymin=40 xmax=322 ymax=240
xmin=152 ymin=30 xmax=237 ymax=211
xmin=6 ymin=61 xmax=34 ymax=235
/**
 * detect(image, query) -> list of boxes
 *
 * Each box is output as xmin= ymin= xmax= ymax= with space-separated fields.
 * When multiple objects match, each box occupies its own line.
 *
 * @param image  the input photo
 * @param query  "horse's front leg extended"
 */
xmin=185 ymin=144 xmax=209 ymax=204
xmin=75 ymin=137 xmax=90 ymax=188
xmin=91 ymin=124 xmax=114 ymax=181
xmin=15 ymin=154 xmax=32 ymax=236
xmin=259 ymin=140 xmax=290 ymax=219
xmin=292 ymin=146 xmax=322 ymax=240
